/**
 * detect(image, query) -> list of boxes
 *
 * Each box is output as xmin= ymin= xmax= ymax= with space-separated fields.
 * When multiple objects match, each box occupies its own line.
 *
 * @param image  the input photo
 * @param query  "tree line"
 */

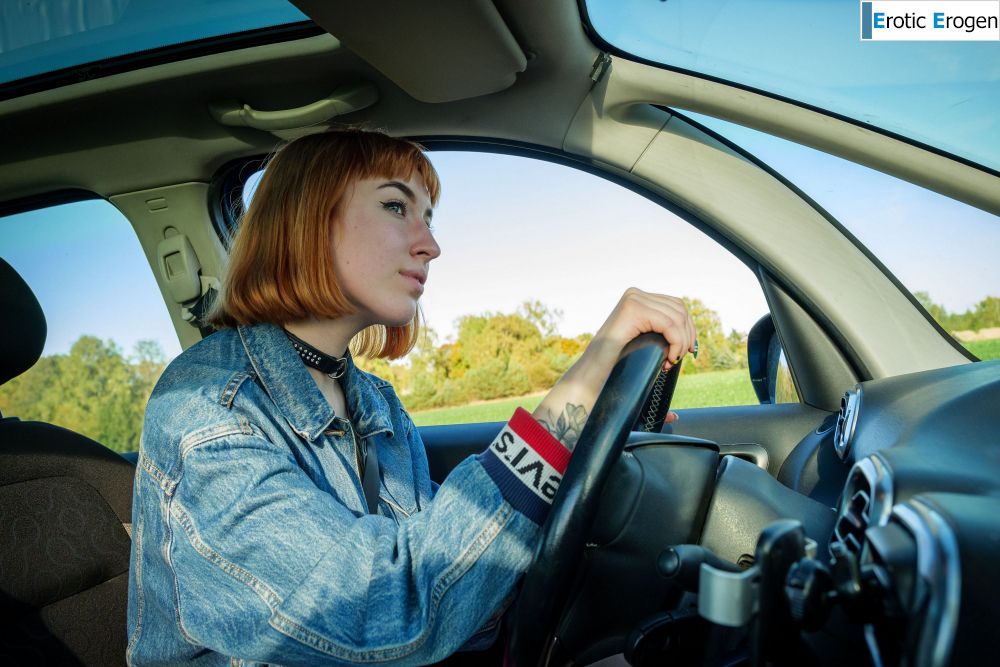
xmin=4 ymin=294 xmax=995 ymax=452
xmin=915 ymin=293 xmax=1000 ymax=333
xmin=0 ymin=336 xmax=165 ymax=453
xmin=359 ymin=299 xmax=749 ymax=410
xmin=0 ymin=298 xmax=745 ymax=451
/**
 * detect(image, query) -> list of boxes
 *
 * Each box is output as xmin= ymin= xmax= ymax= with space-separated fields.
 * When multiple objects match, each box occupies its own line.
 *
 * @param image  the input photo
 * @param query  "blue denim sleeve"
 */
xmin=163 ymin=424 xmax=544 ymax=665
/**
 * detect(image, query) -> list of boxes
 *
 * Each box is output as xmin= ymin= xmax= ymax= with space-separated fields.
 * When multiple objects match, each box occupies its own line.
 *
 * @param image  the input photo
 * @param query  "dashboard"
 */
xmin=540 ymin=359 xmax=1000 ymax=665
xmin=823 ymin=359 xmax=1000 ymax=666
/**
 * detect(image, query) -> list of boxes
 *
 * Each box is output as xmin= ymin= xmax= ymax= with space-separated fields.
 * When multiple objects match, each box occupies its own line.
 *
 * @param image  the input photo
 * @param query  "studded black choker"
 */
xmin=285 ymin=330 xmax=348 ymax=379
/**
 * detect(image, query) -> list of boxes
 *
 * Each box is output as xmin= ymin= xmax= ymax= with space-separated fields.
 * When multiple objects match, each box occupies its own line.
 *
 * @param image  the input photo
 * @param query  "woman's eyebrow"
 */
xmin=377 ymin=181 xmax=416 ymax=201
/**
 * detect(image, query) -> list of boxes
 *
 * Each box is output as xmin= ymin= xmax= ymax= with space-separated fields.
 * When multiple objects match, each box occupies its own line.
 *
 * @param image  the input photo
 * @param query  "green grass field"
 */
xmin=965 ymin=338 xmax=1000 ymax=360
xmin=409 ymin=368 xmax=757 ymax=426
xmin=409 ymin=339 xmax=1000 ymax=427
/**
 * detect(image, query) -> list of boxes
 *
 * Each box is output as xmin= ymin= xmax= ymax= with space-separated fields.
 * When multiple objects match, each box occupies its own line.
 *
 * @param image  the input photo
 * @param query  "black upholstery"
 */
xmin=0 ymin=257 xmax=46 ymax=387
xmin=1 ymin=257 xmax=133 ymax=666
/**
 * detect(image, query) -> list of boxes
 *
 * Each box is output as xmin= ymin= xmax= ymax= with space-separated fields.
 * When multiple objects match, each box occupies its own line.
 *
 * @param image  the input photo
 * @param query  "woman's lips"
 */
xmin=400 ymin=271 xmax=426 ymax=293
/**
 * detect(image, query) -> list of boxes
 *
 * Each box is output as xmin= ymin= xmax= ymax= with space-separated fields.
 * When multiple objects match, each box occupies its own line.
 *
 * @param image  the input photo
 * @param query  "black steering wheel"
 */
xmin=506 ymin=333 xmax=678 ymax=665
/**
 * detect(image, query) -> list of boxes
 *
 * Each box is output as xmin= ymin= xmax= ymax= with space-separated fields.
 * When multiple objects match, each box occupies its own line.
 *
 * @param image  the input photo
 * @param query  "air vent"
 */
xmin=832 ymin=455 xmax=893 ymax=555
xmin=833 ymin=474 xmax=870 ymax=553
xmin=834 ymin=386 xmax=862 ymax=459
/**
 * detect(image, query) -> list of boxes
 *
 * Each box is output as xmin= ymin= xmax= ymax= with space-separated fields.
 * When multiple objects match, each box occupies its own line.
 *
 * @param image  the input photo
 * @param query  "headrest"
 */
xmin=0 ymin=257 xmax=46 ymax=386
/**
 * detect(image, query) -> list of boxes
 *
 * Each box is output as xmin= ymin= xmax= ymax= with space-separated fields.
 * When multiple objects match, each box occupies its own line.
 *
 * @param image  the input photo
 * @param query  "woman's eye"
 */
xmin=382 ymin=200 xmax=406 ymax=216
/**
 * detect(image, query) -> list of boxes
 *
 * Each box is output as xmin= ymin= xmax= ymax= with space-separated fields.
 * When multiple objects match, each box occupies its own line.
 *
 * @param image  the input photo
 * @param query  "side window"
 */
xmin=683 ymin=112 xmax=1000 ymax=363
xmin=236 ymin=151 xmax=780 ymax=426
xmin=0 ymin=199 xmax=179 ymax=452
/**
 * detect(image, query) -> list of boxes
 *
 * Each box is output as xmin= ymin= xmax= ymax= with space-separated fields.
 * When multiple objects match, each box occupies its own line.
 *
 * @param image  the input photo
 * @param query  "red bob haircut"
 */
xmin=209 ymin=129 xmax=441 ymax=359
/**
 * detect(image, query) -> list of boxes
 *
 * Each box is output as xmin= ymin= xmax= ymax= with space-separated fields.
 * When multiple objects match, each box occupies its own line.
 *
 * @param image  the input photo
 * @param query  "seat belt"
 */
xmin=360 ymin=438 xmax=381 ymax=515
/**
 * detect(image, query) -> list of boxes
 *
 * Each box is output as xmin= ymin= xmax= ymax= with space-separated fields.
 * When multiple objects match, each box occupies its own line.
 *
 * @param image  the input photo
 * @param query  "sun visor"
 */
xmin=291 ymin=0 xmax=527 ymax=103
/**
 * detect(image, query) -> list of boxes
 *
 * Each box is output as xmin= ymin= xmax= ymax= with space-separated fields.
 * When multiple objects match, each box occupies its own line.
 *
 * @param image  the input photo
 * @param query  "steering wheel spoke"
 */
xmin=507 ymin=333 xmax=678 ymax=665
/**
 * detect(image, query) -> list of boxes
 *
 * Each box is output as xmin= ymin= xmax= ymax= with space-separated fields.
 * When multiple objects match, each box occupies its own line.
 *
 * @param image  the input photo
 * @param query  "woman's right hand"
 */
xmin=532 ymin=287 xmax=697 ymax=449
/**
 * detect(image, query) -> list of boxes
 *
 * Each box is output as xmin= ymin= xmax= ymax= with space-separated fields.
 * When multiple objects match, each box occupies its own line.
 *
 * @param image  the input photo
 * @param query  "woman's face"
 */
xmin=331 ymin=173 xmax=440 ymax=328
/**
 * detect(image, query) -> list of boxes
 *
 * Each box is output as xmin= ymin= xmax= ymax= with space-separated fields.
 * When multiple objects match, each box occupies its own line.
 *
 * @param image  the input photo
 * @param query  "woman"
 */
xmin=127 ymin=129 xmax=696 ymax=665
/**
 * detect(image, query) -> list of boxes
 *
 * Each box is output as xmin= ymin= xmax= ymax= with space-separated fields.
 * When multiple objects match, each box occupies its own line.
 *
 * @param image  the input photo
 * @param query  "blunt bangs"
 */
xmin=208 ymin=129 xmax=439 ymax=360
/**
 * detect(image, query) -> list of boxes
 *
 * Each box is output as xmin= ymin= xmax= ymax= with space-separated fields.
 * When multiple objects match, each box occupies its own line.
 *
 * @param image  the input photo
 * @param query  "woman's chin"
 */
xmin=378 ymin=305 xmax=418 ymax=328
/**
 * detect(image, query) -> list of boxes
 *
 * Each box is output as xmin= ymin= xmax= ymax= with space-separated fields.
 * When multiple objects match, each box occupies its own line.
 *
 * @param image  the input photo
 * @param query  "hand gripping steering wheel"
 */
xmin=506 ymin=333 xmax=678 ymax=665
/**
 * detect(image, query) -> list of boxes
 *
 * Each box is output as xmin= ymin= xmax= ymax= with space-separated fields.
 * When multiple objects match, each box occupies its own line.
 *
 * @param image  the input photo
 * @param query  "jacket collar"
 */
xmin=237 ymin=323 xmax=392 ymax=442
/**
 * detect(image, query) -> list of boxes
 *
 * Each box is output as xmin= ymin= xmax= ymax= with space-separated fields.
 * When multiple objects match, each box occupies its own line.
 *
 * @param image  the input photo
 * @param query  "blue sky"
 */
xmin=586 ymin=0 xmax=1000 ymax=171
xmin=1 ymin=141 xmax=996 ymax=363
xmin=0 ymin=201 xmax=182 ymax=359
xmin=684 ymin=112 xmax=1000 ymax=312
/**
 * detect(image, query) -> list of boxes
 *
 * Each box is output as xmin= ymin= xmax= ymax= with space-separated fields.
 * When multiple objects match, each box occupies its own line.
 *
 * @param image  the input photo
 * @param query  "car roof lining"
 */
xmin=0 ymin=0 xmax=985 ymax=381
xmin=3 ymin=0 xmax=995 ymax=215
xmin=0 ymin=1 xmax=598 ymax=204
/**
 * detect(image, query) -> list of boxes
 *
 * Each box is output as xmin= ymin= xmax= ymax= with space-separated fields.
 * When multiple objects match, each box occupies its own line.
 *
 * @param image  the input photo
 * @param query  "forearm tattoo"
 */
xmin=537 ymin=403 xmax=589 ymax=450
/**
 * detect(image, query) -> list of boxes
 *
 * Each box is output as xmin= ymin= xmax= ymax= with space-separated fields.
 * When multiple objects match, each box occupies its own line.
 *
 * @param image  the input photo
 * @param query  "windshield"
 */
xmin=585 ymin=0 xmax=1000 ymax=172
xmin=680 ymin=110 xmax=1000 ymax=360
xmin=0 ymin=0 xmax=309 ymax=89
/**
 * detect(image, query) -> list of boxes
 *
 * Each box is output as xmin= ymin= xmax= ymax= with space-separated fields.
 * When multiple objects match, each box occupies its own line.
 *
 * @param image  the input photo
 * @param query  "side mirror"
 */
xmin=747 ymin=314 xmax=797 ymax=404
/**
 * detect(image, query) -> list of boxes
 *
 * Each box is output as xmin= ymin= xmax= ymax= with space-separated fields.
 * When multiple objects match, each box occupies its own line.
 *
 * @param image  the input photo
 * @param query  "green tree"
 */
xmin=518 ymin=300 xmax=563 ymax=338
xmin=915 ymin=291 xmax=949 ymax=325
xmin=371 ymin=298 xmax=758 ymax=413
xmin=0 ymin=355 xmax=61 ymax=423
xmin=354 ymin=355 xmax=410 ymax=392
xmin=971 ymin=296 xmax=1000 ymax=330
xmin=0 ymin=336 xmax=167 ymax=453
xmin=391 ymin=302 xmax=589 ymax=409
xmin=401 ymin=326 xmax=456 ymax=408
xmin=914 ymin=291 xmax=1000 ymax=332
xmin=451 ymin=312 xmax=541 ymax=400
xmin=682 ymin=298 xmax=723 ymax=373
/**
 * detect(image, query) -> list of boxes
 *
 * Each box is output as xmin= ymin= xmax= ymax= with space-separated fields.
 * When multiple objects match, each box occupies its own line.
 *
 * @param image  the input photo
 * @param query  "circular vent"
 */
xmin=834 ymin=386 xmax=862 ymax=460
xmin=832 ymin=455 xmax=893 ymax=555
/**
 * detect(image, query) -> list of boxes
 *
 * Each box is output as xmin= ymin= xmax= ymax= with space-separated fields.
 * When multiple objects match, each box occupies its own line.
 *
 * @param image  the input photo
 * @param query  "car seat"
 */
xmin=0 ymin=257 xmax=134 ymax=666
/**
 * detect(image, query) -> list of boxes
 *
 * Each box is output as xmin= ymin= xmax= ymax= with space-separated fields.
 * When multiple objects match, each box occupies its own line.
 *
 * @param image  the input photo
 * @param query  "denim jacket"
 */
xmin=127 ymin=323 xmax=567 ymax=666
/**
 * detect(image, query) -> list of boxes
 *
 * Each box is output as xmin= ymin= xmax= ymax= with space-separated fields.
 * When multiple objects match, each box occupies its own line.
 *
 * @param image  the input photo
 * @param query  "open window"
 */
xmin=215 ymin=146 xmax=788 ymax=426
xmin=0 ymin=197 xmax=178 ymax=452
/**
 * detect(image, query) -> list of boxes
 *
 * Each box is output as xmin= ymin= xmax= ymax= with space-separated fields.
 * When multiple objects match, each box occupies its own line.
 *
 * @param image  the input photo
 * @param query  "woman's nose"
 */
xmin=413 ymin=221 xmax=441 ymax=260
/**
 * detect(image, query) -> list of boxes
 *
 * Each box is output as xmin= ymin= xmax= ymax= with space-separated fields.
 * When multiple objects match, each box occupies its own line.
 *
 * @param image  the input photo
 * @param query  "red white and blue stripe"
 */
xmin=478 ymin=407 xmax=571 ymax=524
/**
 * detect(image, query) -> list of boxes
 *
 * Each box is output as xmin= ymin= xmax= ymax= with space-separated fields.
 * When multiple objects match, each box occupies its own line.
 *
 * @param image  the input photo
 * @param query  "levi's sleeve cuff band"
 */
xmin=477 ymin=407 xmax=572 ymax=525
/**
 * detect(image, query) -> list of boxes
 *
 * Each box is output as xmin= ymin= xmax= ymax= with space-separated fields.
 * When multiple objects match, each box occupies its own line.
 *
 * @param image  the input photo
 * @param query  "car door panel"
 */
xmin=666 ymin=402 xmax=831 ymax=478
xmin=418 ymin=421 xmax=506 ymax=484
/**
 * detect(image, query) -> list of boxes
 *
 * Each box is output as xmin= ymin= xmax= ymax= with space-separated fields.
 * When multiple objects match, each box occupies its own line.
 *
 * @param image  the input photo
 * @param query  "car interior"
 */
xmin=0 ymin=257 xmax=135 ymax=665
xmin=1 ymin=1 xmax=999 ymax=666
